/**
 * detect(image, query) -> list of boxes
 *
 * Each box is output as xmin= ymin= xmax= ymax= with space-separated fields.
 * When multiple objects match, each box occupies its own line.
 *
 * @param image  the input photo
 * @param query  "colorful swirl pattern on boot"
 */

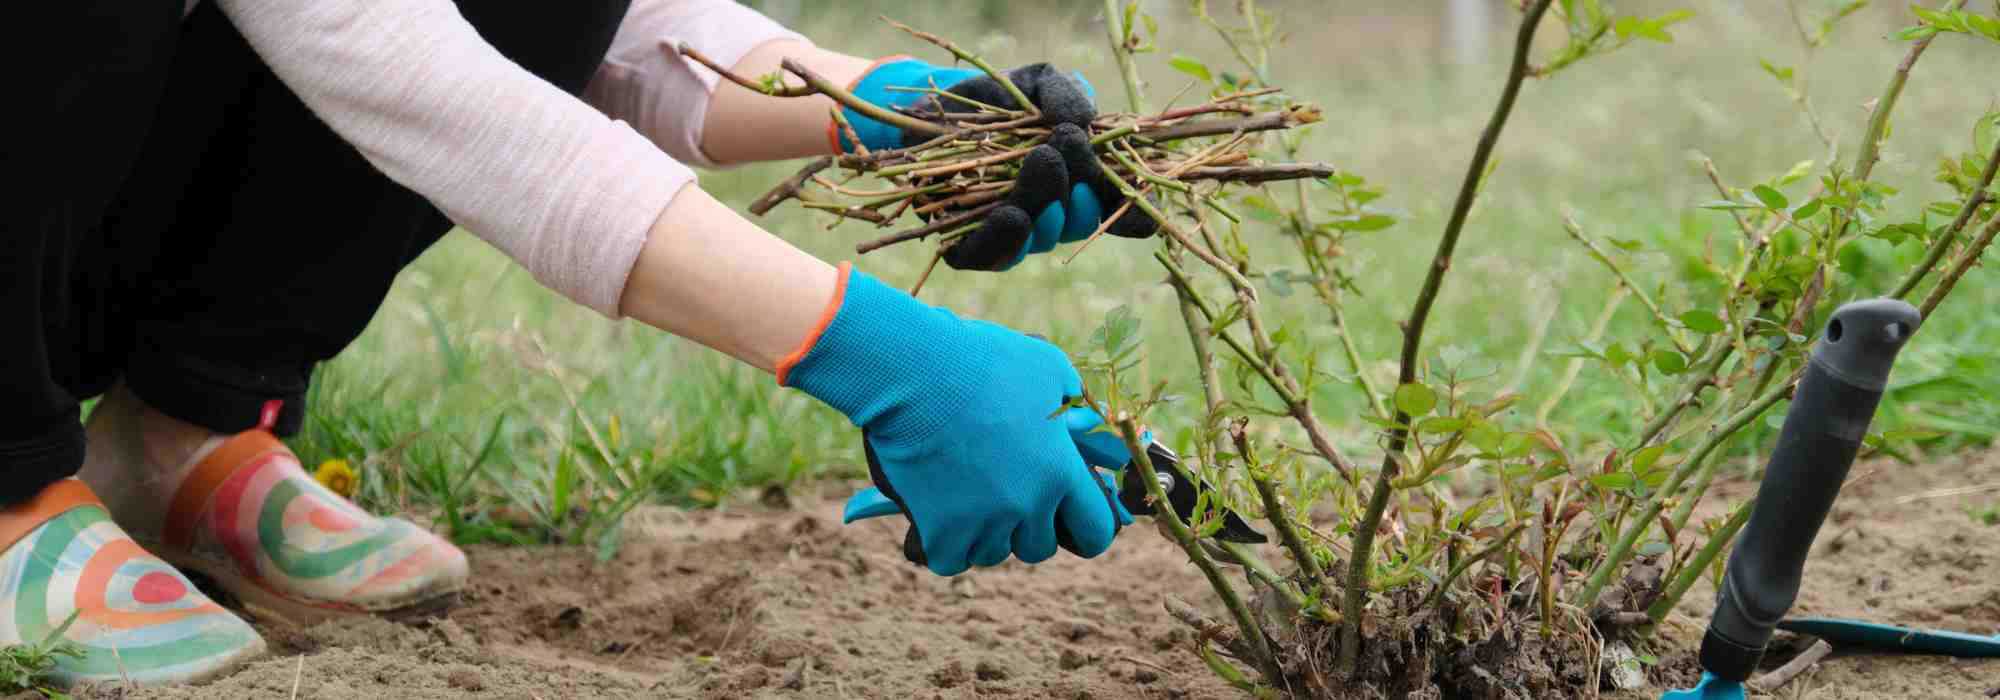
xmin=174 ymin=432 xmax=468 ymax=620
xmin=0 ymin=504 xmax=263 ymax=685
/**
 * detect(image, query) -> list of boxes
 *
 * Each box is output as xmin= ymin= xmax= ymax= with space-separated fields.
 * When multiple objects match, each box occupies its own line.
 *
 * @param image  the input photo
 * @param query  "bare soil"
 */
xmin=47 ymin=448 xmax=1998 ymax=699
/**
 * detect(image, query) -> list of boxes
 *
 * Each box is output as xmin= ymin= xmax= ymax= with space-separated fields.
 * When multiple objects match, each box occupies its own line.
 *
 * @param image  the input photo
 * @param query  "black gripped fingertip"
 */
xmin=1047 ymin=123 xmax=1093 ymax=164
xmin=1108 ymin=195 xmax=1161 ymax=239
xmin=1016 ymin=64 xmax=1096 ymax=129
xmin=945 ymin=75 xmax=1021 ymax=113
xmin=1009 ymin=145 xmax=1071 ymax=213
xmin=943 ymin=205 xmax=1032 ymax=271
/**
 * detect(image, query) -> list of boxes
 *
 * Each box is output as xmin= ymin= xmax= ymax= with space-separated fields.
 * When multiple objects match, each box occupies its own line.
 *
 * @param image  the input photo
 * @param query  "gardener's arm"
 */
xmin=214 ymin=0 xmax=1126 ymax=575
xmin=580 ymin=0 xmax=873 ymax=166
xmin=583 ymin=0 xmax=1158 ymax=269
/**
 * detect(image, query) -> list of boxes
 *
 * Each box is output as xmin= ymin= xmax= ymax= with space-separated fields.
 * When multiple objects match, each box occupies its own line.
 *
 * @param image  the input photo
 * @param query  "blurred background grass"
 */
xmin=292 ymin=1 xmax=2000 ymax=540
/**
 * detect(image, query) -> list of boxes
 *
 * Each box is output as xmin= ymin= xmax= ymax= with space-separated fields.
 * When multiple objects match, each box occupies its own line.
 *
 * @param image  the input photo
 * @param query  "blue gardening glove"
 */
xmin=844 ymin=410 xmax=1138 ymax=529
xmin=842 ymin=60 xmax=1158 ymax=271
xmin=783 ymin=264 xmax=1131 ymax=576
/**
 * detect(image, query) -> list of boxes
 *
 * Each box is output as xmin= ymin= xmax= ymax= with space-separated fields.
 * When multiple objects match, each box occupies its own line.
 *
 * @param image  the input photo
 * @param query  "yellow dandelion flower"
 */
xmin=314 ymin=459 xmax=360 ymax=499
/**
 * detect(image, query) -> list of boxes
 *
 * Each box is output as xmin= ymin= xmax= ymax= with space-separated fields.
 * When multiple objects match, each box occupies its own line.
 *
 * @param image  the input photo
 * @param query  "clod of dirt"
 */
xmin=1133 ymin=666 xmax=1161 ymax=684
xmin=552 ymin=605 xmax=584 ymax=629
xmin=930 ymin=660 xmax=970 ymax=688
xmin=1055 ymin=619 xmax=1100 ymax=641
xmin=780 ymin=657 xmax=811 ymax=690
xmin=760 ymin=484 xmax=792 ymax=510
xmin=1058 ymin=648 xmax=1093 ymax=670
xmin=445 ymin=668 xmax=484 ymax=692
xmin=974 ymin=660 xmax=1009 ymax=681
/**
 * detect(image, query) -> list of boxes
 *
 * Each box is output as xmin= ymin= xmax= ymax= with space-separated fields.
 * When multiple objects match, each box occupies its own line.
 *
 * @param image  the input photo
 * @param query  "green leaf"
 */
xmin=1912 ymin=6 xmax=1967 ymax=32
xmin=1605 ymin=342 xmax=1635 ymax=367
xmin=1758 ymin=59 xmax=1794 ymax=86
xmin=1777 ymin=160 xmax=1815 ymax=186
xmin=1637 ymin=540 xmax=1671 ymax=557
xmin=1894 ymin=24 xmax=1941 ymax=41
xmin=1631 ymin=445 xmax=1667 ymax=472
xmin=1752 ymin=184 xmax=1790 ymax=210
xmin=1467 ymin=422 xmax=1505 ymax=454
xmin=1168 ymin=53 xmax=1214 ymax=84
xmin=1092 ymin=305 xmax=1141 ymax=360
xmin=1418 ymin=416 xmax=1469 ymax=434
xmin=1395 ymin=383 xmax=1439 ymax=417
xmin=1652 ymin=348 xmax=1689 ymax=374
xmin=1608 ymin=236 xmax=1646 ymax=251
xmin=1613 ymin=16 xmax=1641 ymax=40
xmin=1590 ymin=473 xmax=1636 ymax=490
xmin=1792 ymin=197 xmax=1825 ymax=220
xmin=1965 ymin=13 xmax=2000 ymax=41
xmin=1634 ymin=9 xmax=1693 ymax=42
xmin=1975 ymin=112 xmax=2000 ymax=159
xmin=1327 ymin=213 xmax=1398 ymax=232
xmin=1679 ymin=310 xmax=1726 ymax=334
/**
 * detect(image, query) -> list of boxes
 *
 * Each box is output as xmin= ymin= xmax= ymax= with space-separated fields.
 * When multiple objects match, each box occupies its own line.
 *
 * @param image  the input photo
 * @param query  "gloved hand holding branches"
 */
xmin=680 ymin=18 xmax=1331 ymax=284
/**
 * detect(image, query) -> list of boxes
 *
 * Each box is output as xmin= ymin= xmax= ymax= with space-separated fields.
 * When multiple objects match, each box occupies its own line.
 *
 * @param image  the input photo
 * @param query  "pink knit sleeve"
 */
xmin=583 ymin=0 xmax=809 ymax=168
xmin=212 ymin=0 xmax=695 ymax=318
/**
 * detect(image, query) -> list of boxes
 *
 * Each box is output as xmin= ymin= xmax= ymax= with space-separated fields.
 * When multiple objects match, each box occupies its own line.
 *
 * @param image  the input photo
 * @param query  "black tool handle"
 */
xmin=1700 ymin=299 xmax=1920 ymax=681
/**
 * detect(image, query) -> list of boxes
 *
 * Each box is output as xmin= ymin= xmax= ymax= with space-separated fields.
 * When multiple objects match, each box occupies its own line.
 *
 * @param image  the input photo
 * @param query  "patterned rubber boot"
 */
xmin=144 ymin=430 xmax=469 ymax=626
xmin=0 ymin=480 xmax=265 ymax=686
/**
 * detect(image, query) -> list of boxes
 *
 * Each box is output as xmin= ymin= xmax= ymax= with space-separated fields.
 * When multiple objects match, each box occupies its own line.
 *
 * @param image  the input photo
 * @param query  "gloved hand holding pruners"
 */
xmin=780 ymin=265 xmax=1136 ymax=576
xmin=838 ymin=59 xmax=1159 ymax=270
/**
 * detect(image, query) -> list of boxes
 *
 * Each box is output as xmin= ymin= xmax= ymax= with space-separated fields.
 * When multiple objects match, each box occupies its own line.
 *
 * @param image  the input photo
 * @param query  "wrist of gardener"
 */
xmin=617 ymin=186 xmax=838 ymax=371
xmin=778 ymin=265 xmax=966 ymax=435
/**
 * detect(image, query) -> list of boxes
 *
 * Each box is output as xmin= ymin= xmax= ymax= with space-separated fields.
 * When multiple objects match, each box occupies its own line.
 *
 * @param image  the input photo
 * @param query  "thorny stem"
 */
xmin=1576 ymin=380 xmax=1794 ymax=611
xmin=1111 ymin=163 xmax=1262 ymax=299
xmin=1175 ymin=163 xmax=1338 ymax=184
xmin=1136 ymin=109 xmax=1321 ymax=145
xmin=855 ymin=201 xmax=1001 ymax=254
xmin=1645 ymin=498 xmax=1754 ymax=625
xmin=1340 ymin=0 xmax=1556 ymax=676
xmin=1233 ymin=420 xmax=1325 ymax=582
xmin=1331 ymin=292 xmax=1390 ymax=421
xmin=1537 ymin=288 xmax=1629 ymax=430
xmin=1632 ymin=342 xmax=1733 ymax=449
xmin=1701 ymin=155 xmax=1761 ymax=244
xmin=749 ymin=157 xmax=831 ymax=216
xmin=1852 ymin=0 xmax=1966 ymax=184
xmin=677 ymin=43 xmax=815 ymax=97
xmin=1562 ymin=210 xmax=1694 ymax=355
xmin=882 ymin=17 xmax=1038 ymax=117
xmin=1893 ymin=138 xmax=2000 ymax=298
xmin=1102 ymin=0 xmax=1148 ymax=113
xmin=1112 ymin=413 xmax=1281 ymax=680
xmin=780 ymin=58 xmax=949 ymax=137
xmin=1155 ymin=252 xmax=1356 ymax=480
xmin=1171 ymin=251 xmax=1228 ymax=476
xmin=1919 ymin=213 xmax=2000 ymax=319
xmin=1422 ymin=523 xmax=1527 ymax=610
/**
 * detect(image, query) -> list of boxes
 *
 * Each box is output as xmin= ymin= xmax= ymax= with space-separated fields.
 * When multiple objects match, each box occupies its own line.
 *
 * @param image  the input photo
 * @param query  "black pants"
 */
xmin=6 ymin=0 xmax=633 ymax=505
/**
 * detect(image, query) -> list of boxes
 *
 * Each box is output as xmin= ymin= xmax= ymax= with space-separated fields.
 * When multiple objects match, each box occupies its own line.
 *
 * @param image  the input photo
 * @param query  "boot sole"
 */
xmin=158 ymin=548 xmax=464 ymax=628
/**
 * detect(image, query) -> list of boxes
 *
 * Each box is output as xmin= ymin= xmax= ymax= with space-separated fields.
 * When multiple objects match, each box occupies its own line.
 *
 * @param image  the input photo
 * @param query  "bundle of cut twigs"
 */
xmin=683 ymin=19 xmax=1333 ymax=287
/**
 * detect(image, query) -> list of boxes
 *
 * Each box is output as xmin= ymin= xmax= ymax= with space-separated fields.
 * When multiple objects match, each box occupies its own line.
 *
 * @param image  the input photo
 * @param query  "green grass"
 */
xmin=291 ymin=1 xmax=2000 ymax=545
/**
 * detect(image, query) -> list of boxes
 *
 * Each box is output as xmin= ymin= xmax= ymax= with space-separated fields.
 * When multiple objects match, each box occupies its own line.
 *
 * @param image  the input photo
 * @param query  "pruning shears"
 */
xmin=842 ymin=430 xmax=1267 ymax=568
xmin=1665 ymin=299 xmax=1924 ymax=700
